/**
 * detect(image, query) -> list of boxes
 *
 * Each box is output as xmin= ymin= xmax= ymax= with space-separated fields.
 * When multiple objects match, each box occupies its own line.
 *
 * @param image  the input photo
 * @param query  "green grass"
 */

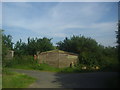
xmin=32 ymin=63 xmax=60 ymax=72
xmin=9 ymin=63 xmax=61 ymax=72
xmin=2 ymin=68 xmax=36 ymax=88
xmin=7 ymin=63 xmax=101 ymax=73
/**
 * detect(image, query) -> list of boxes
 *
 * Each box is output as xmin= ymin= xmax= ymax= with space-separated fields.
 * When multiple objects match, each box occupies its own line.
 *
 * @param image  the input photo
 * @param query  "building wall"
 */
xmin=46 ymin=51 xmax=59 ymax=67
xmin=38 ymin=51 xmax=59 ymax=67
xmin=5 ymin=50 xmax=14 ymax=60
xmin=37 ymin=50 xmax=78 ymax=68
xmin=59 ymin=53 xmax=78 ymax=68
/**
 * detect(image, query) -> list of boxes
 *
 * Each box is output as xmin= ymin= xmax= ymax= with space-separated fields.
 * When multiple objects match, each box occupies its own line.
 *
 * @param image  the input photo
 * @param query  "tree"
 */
xmin=57 ymin=35 xmax=99 ymax=54
xmin=1 ymin=30 xmax=14 ymax=67
xmin=36 ymin=37 xmax=54 ymax=52
xmin=2 ymin=34 xmax=13 ymax=50
xmin=57 ymin=35 xmax=101 ymax=66
xmin=57 ymin=35 xmax=118 ymax=67
xmin=2 ymin=31 xmax=13 ymax=59
xmin=14 ymin=39 xmax=28 ymax=56
xmin=14 ymin=37 xmax=54 ymax=56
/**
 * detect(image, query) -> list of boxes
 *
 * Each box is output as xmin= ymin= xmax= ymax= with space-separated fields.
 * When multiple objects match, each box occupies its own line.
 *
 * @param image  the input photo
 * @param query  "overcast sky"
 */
xmin=2 ymin=2 xmax=118 ymax=46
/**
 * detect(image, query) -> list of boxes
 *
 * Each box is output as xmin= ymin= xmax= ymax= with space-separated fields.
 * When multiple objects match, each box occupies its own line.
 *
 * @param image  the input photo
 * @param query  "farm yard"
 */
xmin=1 ymin=31 xmax=119 ymax=88
xmin=10 ymin=69 xmax=119 ymax=88
xmin=1 ymin=2 xmax=120 ymax=88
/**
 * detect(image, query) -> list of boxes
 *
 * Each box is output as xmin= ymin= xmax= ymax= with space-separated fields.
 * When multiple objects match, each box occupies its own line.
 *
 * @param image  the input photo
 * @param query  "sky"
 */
xmin=2 ymin=2 xmax=118 ymax=47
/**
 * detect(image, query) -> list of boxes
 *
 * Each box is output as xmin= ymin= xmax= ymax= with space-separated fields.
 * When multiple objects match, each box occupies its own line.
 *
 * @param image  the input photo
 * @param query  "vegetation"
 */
xmin=2 ymin=68 xmax=36 ymax=88
xmin=2 ymin=31 xmax=13 ymax=61
xmin=1 ymin=29 xmax=119 ymax=72
xmin=14 ymin=37 xmax=54 ymax=56
xmin=4 ymin=55 xmax=35 ymax=68
xmin=57 ymin=35 xmax=118 ymax=71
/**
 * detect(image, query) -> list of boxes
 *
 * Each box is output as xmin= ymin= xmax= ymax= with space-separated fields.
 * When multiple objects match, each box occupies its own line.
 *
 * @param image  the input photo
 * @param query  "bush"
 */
xmin=99 ymin=56 xmax=119 ymax=71
xmin=4 ymin=55 xmax=37 ymax=67
xmin=78 ymin=52 xmax=99 ymax=66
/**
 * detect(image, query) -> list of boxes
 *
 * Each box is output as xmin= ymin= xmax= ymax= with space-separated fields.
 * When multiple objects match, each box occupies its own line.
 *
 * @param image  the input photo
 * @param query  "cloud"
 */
xmin=2 ymin=0 xmax=120 ymax=2
xmin=2 ymin=2 xmax=117 ymax=46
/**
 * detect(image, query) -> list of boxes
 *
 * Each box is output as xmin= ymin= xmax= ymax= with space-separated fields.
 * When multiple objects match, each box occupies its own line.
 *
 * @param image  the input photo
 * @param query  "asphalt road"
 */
xmin=12 ymin=69 xmax=119 ymax=88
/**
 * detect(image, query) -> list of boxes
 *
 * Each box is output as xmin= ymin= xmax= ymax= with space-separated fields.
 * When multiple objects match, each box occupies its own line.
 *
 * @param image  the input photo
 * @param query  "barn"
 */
xmin=37 ymin=50 xmax=78 ymax=68
xmin=5 ymin=50 xmax=14 ymax=60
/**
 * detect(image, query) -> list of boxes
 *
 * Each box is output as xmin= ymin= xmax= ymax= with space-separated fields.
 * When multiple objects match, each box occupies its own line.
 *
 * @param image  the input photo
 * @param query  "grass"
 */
xmin=2 ymin=68 xmax=36 ymax=88
xmin=32 ymin=63 xmax=60 ymax=72
xmin=7 ymin=63 xmax=102 ymax=73
xmin=8 ymin=63 xmax=61 ymax=72
xmin=8 ymin=64 xmax=34 ymax=70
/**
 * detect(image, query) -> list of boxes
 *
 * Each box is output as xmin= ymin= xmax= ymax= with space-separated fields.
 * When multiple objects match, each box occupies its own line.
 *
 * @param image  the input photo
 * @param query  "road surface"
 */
xmin=12 ymin=69 xmax=119 ymax=88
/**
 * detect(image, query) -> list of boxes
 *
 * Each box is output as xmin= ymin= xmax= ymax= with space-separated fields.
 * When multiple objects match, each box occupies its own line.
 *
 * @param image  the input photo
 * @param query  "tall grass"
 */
xmin=4 ymin=55 xmax=37 ymax=67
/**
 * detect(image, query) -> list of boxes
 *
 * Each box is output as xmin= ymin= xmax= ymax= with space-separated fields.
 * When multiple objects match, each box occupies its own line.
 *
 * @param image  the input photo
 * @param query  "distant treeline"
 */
xmin=1 ymin=20 xmax=120 ymax=70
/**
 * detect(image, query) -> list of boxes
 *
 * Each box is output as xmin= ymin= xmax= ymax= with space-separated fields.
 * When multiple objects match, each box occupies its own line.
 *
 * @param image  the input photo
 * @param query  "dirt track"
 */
xmin=12 ymin=69 xmax=119 ymax=88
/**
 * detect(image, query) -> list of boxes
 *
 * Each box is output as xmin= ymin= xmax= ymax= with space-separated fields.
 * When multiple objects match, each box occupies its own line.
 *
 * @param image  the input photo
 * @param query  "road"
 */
xmin=12 ymin=69 xmax=119 ymax=88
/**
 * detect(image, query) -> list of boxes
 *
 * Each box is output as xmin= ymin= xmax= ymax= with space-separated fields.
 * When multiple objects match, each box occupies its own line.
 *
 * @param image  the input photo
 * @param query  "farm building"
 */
xmin=37 ymin=50 xmax=78 ymax=68
xmin=5 ymin=50 xmax=14 ymax=60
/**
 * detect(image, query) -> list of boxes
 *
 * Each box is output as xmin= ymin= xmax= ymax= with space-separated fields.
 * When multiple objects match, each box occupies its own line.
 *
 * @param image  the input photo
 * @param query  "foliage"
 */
xmin=2 ymin=31 xmax=14 ymax=67
xmin=57 ymin=35 xmax=101 ymax=65
xmin=14 ymin=39 xmax=28 ymax=56
xmin=2 ymin=31 xmax=118 ymax=72
xmin=78 ymin=52 xmax=98 ymax=66
xmin=4 ymin=55 xmax=36 ymax=68
xmin=14 ymin=37 xmax=54 ymax=56
xmin=57 ymin=35 xmax=98 ymax=54
xmin=57 ymin=35 xmax=118 ymax=70
xmin=2 ymin=31 xmax=13 ymax=58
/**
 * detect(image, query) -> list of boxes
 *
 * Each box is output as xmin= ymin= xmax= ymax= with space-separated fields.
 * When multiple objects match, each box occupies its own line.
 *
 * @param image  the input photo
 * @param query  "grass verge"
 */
xmin=2 ymin=68 xmax=36 ymax=88
xmin=7 ymin=63 xmax=101 ymax=73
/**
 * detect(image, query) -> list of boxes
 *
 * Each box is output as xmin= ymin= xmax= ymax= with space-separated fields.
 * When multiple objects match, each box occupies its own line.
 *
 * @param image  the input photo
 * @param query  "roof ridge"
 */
xmin=38 ymin=49 xmax=78 ymax=56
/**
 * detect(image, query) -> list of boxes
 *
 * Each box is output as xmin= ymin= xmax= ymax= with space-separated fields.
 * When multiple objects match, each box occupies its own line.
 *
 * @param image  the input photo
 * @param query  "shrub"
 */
xmin=4 ymin=55 xmax=37 ymax=67
xmin=78 ymin=52 xmax=99 ymax=66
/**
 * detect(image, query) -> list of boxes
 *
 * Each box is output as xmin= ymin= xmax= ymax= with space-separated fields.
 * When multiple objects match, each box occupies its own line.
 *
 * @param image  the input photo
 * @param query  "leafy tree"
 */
xmin=14 ymin=39 xmax=28 ymax=56
xmin=2 ymin=30 xmax=13 ymax=59
xmin=14 ymin=37 xmax=54 ymax=56
xmin=57 ymin=35 xmax=99 ymax=54
xmin=2 ymin=34 xmax=13 ymax=50
xmin=57 ymin=35 xmax=100 ymax=66
xmin=57 ymin=35 xmax=118 ymax=68
xmin=1 ymin=30 xmax=14 ymax=67
xmin=36 ymin=37 xmax=54 ymax=52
